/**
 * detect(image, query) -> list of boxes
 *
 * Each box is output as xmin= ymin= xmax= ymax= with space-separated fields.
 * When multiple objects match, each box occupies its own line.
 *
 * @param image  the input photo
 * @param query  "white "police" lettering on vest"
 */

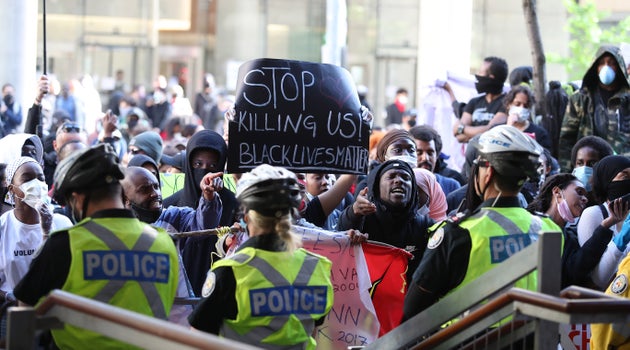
xmin=249 ymin=286 xmax=327 ymax=316
xmin=489 ymin=235 xmax=532 ymax=263
xmin=83 ymin=250 xmax=170 ymax=283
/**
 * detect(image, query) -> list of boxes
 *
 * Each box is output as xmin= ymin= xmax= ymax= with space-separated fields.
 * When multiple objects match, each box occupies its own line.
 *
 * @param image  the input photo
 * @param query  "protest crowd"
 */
xmin=0 ymin=45 xmax=630 ymax=350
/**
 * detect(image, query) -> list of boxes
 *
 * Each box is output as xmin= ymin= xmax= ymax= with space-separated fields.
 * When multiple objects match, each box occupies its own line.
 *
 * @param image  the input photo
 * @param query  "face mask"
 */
xmin=18 ymin=179 xmax=49 ymax=210
xmin=607 ymin=179 xmax=630 ymax=201
xmin=475 ymin=75 xmax=504 ymax=95
xmin=417 ymin=204 xmax=429 ymax=217
xmin=130 ymin=203 xmax=162 ymax=224
xmin=572 ymin=166 xmax=593 ymax=192
xmin=388 ymin=155 xmax=417 ymax=168
xmin=127 ymin=119 xmax=138 ymax=130
xmin=193 ymin=168 xmax=210 ymax=191
xmin=598 ymin=65 xmax=616 ymax=86
xmin=119 ymin=106 xmax=131 ymax=118
xmin=557 ymin=191 xmax=576 ymax=224
xmin=509 ymin=106 xmax=530 ymax=123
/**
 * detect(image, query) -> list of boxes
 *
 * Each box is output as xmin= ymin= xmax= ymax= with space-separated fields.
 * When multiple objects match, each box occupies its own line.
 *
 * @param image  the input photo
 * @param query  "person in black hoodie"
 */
xmin=337 ymin=159 xmax=433 ymax=280
xmin=163 ymin=129 xmax=238 ymax=296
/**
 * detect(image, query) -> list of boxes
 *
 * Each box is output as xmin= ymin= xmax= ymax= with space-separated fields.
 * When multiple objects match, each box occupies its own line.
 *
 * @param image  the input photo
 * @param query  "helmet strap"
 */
xmin=490 ymin=182 xmax=503 ymax=207
xmin=474 ymin=163 xmax=490 ymax=201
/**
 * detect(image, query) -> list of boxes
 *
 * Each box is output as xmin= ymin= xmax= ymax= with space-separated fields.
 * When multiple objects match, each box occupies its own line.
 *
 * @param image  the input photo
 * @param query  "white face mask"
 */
xmin=18 ymin=179 xmax=49 ymax=210
xmin=388 ymin=155 xmax=417 ymax=168
xmin=508 ymin=106 xmax=530 ymax=123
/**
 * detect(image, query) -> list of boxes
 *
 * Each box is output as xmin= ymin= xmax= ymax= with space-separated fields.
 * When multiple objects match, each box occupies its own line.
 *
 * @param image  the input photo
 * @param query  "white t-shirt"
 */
xmin=0 ymin=210 xmax=73 ymax=292
xmin=577 ymin=203 xmax=628 ymax=289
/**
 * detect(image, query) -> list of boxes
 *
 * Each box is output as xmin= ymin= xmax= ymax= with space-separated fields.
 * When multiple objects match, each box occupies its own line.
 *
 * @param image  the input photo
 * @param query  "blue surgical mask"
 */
xmin=572 ymin=166 xmax=593 ymax=192
xmin=598 ymin=65 xmax=616 ymax=86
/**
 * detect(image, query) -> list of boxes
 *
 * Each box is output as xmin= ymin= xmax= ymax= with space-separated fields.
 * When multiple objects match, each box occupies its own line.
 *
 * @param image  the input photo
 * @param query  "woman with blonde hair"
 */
xmin=189 ymin=164 xmax=334 ymax=349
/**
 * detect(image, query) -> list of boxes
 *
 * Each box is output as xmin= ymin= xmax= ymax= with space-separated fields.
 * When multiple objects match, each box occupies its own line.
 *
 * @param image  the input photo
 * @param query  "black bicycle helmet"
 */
xmin=236 ymin=164 xmax=301 ymax=217
xmin=53 ymin=143 xmax=125 ymax=205
xmin=469 ymin=125 xmax=543 ymax=181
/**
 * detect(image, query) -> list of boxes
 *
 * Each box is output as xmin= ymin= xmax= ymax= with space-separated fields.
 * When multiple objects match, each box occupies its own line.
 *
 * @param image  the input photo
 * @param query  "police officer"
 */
xmin=189 ymin=164 xmax=333 ymax=349
xmin=591 ymin=214 xmax=630 ymax=350
xmin=13 ymin=143 xmax=179 ymax=349
xmin=402 ymin=125 xmax=561 ymax=320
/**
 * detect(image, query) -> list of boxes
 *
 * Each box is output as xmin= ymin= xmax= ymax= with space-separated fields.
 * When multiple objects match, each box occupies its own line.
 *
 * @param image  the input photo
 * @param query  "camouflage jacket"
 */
xmin=558 ymin=45 xmax=630 ymax=172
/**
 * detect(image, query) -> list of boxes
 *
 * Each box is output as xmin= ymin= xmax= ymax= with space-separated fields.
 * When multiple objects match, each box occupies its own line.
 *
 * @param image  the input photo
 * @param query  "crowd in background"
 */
xmin=0 ymin=43 xmax=629 ymax=348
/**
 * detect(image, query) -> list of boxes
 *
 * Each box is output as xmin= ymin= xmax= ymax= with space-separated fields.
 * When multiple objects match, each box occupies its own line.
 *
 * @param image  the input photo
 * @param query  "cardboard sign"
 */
xmin=227 ymin=58 xmax=370 ymax=174
xmin=159 ymin=173 xmax=185 ymax=199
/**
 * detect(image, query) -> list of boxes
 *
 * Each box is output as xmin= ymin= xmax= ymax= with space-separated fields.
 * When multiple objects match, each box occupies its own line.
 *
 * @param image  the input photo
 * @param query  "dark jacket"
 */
xmin=163 ymin=129 xmax=238 ymax=296
xmin=337 ymin=160 xmax=433 ymax=280
xmin=559 ymin=45 xmax=630 ymax=171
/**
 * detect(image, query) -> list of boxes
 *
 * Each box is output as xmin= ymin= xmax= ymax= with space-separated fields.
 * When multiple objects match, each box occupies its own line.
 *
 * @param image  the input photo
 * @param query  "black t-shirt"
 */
xmin=13 ymin=209 xmax=137 ymax=306
xmin=463 ymin=94 xmax=506 ymax=126
xmin=301 ymin=196 xmax=327 ymax=228
xmin=523 ymin=122 xmax=552 ymax=151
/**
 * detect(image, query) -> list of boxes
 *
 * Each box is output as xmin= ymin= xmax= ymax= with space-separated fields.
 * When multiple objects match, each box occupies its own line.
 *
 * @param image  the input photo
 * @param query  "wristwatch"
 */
xmin=456 ymin=123 xmax=465 ymax=135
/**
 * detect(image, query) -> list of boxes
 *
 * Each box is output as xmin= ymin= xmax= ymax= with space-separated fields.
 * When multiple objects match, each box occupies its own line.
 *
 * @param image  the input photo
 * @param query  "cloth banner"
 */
xmin=294 ymin=226 xmax=380 ymax=350
xmin=559 ymin=323 xmax=590 ymax=350
xmin=361 ymin=242 xmax=413 ymax=336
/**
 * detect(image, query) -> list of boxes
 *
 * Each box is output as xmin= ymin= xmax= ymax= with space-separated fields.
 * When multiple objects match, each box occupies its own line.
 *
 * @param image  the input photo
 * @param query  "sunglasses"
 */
xmin=57 ymin=123 xmax=81 ymax=134
xmin=473 ymin=159 xmax=491 ymax=168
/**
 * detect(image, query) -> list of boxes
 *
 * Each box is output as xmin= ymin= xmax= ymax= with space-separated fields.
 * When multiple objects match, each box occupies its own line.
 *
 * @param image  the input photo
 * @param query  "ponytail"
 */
xmin=248 ymin=210 xmax=302 ymax=252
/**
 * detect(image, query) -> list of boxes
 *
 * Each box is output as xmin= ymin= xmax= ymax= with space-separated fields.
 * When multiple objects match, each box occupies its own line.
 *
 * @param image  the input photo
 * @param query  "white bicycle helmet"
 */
xmin=470 ymin=125 xmax=543 ymax=180
xmin=236 ymin=164 xmax=301 ymax=217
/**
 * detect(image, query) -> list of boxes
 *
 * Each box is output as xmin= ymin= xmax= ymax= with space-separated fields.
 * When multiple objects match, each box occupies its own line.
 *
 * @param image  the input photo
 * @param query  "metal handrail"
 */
xmin=365 ymin=231 xmax=562 ymax=350
xmin=412 ymin=287 xmax=630 ymax=349
xmin=366 ymin=229 xmax=630 ymax=350
xmin=7 ymin=289 xmax=261 ymax=350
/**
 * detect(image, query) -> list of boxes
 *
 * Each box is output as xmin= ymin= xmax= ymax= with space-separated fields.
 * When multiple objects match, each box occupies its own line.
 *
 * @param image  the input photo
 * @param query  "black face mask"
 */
xmin=130 ymin=203 xmax=162 ymax=223
xmin=192 ymin=168 xmax=211 ymax=190
xmin=127 ymin=118 xmax=139 ymax=130
xmin=607 ymin=179 xmax=630 ymax=201
xmin=3 ymin=94 xmax=14 ymax=106
xmin=475 ymin=75 xmax=504 ymax=95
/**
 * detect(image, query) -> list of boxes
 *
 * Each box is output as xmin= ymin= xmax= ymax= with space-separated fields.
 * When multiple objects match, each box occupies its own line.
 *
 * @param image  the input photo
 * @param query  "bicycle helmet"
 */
xmin=470 ymin=125 xmax=543 ymax=180
xmin=53 ymin=143 xmax=125 ymax=205
xmin=236 ymin=164 xmax=301 ymax=217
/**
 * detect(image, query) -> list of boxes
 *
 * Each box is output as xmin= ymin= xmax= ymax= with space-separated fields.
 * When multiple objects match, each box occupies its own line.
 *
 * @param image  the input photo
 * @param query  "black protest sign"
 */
xmin=227 ymin=58 xmax=369 ymax=174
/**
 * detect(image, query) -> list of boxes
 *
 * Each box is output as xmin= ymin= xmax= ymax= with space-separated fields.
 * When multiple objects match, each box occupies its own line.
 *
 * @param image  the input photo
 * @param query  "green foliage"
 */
xmin=550 ymin=0 xmax=630 ymax=80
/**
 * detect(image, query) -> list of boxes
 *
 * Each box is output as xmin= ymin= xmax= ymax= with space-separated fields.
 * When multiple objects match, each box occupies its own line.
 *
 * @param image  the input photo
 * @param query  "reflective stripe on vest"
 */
xmin=221 ymin=252 xmax=321 ymax=346
xmin=451 ymin=208 xmax=561 ymax=297
xmin=472 ymin=209 xmax=543 ymax=239
xmin=83 ymin=221 xmax=167 ymax=319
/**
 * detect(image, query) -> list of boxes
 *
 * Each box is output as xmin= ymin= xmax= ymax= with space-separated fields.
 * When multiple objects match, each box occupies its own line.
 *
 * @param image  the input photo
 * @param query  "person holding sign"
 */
xmin=338 ymin=158 xmax=433 ymax=280
xmin=189 ymin=164 xmax=333 ymax=349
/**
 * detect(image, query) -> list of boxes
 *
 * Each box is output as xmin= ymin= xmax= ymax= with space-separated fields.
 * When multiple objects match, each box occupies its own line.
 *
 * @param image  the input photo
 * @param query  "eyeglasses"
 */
xmin=57 ymin=123 xmax=81 ymax=134
xmin=473 ymin=159 xmax=491 ymax=168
